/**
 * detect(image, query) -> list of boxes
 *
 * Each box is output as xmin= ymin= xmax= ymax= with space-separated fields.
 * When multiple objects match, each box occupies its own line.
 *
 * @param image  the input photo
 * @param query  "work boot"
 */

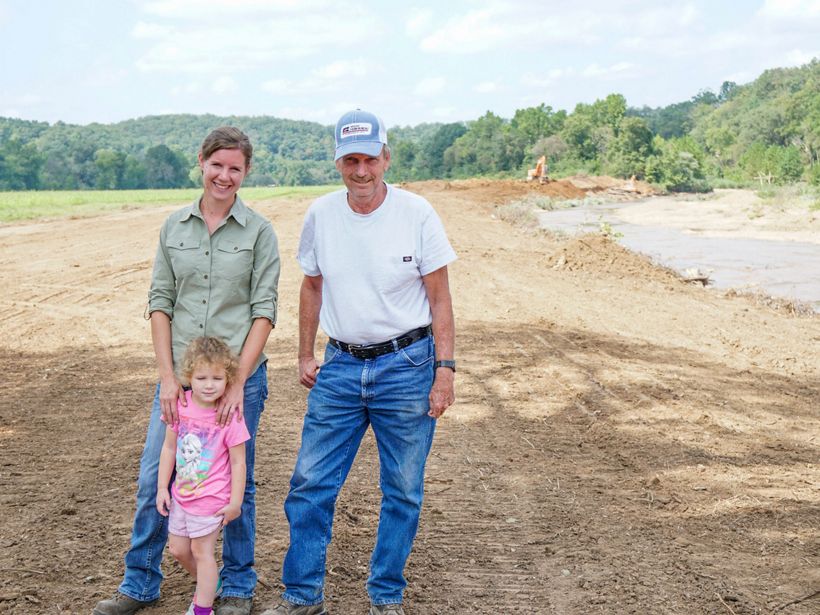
xmin=369 ymin=605 xmax=405 ymax=615
xmin=92 ymin=593 xmax=157 ymax=615
xmin=260 ymin=598 xmax=328 ymax=615
xmin=215 ymin=597 xmax=253 ymax=615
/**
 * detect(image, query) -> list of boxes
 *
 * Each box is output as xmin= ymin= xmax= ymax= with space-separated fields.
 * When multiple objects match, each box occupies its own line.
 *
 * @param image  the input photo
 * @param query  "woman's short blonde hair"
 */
xmin=179 ymin=337 xmax=239 ymax=386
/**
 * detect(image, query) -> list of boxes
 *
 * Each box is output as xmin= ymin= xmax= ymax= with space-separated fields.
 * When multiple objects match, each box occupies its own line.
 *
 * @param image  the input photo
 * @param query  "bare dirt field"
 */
xmin=1 ymin=178 xmax=818 ymax=614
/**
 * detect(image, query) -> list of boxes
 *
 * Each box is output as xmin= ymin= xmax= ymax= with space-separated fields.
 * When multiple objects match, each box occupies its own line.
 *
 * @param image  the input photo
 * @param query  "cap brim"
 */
xmin=334 ymin=141 xmax=384 ymax=161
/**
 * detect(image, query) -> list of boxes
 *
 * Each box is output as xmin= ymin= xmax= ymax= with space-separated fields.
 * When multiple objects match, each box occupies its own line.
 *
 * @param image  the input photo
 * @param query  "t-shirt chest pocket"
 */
xmin=166 ymin=238 xmax=202 ymax=279
xmin=214 ymin=241 xmax=254 ymax=281
xmin=376 ymin=250 xmax=419 ymax=294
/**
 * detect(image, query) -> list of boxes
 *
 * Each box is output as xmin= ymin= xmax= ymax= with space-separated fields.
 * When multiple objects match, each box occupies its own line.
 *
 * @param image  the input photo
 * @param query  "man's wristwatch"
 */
xmin=434 ymin=360 xmax=456 ymax=372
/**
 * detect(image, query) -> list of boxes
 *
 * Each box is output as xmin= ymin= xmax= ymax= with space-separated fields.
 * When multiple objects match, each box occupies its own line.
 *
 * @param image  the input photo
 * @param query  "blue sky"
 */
xmin=1 ymin=0 xmax=818 ymax=128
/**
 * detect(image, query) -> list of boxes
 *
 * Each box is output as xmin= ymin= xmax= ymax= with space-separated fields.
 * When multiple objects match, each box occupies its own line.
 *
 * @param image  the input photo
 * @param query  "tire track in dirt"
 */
xmin=1 ymin=183 xmax=818 ymax=614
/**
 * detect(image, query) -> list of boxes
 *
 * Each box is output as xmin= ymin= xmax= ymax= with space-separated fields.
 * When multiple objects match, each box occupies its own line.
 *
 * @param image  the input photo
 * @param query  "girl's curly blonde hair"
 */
xmin=179 ymin=337 xmax=239 ymax=386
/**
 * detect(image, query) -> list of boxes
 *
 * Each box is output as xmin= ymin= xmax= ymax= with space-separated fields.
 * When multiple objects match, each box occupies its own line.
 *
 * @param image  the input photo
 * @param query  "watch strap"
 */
xmin=434 ymin=359 xmax=456 ymax=372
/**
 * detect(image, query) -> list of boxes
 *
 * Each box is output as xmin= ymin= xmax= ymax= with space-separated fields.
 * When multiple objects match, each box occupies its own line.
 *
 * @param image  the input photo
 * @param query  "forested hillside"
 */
xmin=1 ymin=59 xmax=818 ymax=192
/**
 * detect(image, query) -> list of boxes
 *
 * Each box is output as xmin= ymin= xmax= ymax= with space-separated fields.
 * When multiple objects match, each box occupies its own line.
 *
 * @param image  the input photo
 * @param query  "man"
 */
xmin=263 ymin=110 xmax=456 ymax=615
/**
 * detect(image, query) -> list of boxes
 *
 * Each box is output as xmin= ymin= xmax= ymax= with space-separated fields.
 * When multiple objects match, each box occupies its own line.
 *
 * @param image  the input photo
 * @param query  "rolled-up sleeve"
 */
xmin=250 ymin=221 xmax=280 ymax=325
xmin=148 ymin=222 xmax=176 ymax=318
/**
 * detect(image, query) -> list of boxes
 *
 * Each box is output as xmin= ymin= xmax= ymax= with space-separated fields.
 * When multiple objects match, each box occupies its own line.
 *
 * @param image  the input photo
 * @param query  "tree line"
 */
xmin=1 ymin=59 xmax=818 ymax=192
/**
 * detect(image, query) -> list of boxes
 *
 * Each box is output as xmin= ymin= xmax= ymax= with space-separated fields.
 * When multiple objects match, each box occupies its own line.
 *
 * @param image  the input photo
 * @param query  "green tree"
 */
xmin=0 ymin=138 xmax=43 ymax=189
xmin=445 ymin=112 xmax=520 ymax=176
xmin=604 ymin=117 xmax=654 ymax=178
xmin=511 ymin=104 xmax=566 ymax=146
xmin=94 ymin=149 xmax=127 ymax=189
xmin=143 ymin=144 xmax=191 ymax=188
xmin=122 ymin=155 xmax=147 ymax=189
xmin=420 ymin=122 xmax=467 ymax=178
xmin=646 ymin=136 xmax=710 ymax=192
xmin=388 ymin=140 xmax=420 ymax=181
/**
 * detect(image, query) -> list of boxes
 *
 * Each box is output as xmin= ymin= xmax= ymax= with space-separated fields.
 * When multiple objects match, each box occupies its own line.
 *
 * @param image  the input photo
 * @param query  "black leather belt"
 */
xmin=329 ymin=325 xmax=432 ymax=359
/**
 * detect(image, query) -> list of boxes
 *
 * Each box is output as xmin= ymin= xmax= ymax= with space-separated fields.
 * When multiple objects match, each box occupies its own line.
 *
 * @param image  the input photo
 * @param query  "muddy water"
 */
xmin=537 ymin=201 xmax=820 ymax=312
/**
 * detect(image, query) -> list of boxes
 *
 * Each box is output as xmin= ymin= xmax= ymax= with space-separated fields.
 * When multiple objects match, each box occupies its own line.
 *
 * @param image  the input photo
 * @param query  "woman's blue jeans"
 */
xmin=282 ymin=336 xmax=437 ymax=606
xmin=118 ymin=362 xmax=268 ymax=602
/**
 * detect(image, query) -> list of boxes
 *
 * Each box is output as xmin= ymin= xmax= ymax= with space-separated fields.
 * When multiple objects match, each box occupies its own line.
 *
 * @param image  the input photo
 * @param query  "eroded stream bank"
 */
xmin=537 ymin=190 xmax=820 ymax=311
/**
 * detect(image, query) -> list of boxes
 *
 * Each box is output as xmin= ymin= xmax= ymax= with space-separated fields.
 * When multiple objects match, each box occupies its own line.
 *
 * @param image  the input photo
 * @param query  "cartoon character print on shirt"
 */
xmin=174 ymin=420 xmax=220 ymax=497
xmin=178 ymin=433 xmax=203 ymax=482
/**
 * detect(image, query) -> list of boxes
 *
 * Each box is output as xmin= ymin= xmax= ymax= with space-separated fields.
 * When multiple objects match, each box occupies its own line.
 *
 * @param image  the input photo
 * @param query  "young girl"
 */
xmin=156 ymin=337 xmax=251 ymax=615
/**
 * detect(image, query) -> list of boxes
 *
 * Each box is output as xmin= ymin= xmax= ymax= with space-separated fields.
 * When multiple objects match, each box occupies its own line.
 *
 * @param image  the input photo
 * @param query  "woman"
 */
xmin=94 ymin=127 xmax=280 ymax=615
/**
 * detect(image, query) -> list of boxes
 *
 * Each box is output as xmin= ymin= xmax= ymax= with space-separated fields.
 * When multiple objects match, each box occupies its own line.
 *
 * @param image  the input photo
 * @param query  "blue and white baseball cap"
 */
xmin=334 ymin=109 xmax=388 ymax=161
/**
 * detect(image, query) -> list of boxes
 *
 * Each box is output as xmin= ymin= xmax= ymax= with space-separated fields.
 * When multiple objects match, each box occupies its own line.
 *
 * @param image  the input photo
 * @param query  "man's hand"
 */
xmin=159 ymin=375 xmax=185 ymax=424
xmin=299 ymin=356 xmax=321 ymax=389
xmin=428 ymin=368 xmax=455 ymax=418
xmin=216 ymin=380 xmax=245 ymax=427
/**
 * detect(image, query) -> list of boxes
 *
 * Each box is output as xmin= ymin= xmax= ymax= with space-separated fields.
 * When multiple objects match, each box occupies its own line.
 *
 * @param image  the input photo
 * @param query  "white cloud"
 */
xmin=314 ymin=60 xmax=368 ymax=80
xmin=783 ymin=49 xmax=820 ymax=66
xmin=138 ymin=0 xmax=319 ymax=20
xmin=474 ymin=81 xmax=498 ymax=93
xmin=758 ymin=0 xmax=820 ymax=18
xmin=261 ymin=59 xmax=380 ymax=98
xmin=520 ymin=73 xmax=554 ymax=89
xmin=431 ymin=106 xmax=458 ymax=119
xmin=405 ymin=8 xmax=433 ymax=35
xmin=171 ymin=82 xmax=202 ymax=97
xmin=581 ymin=61 xmax=637 ymax=80
xmin=132 ymin=3 xmax=382 ymax=74
xmin=273 ymin=102 xmax=356 ymax=124
xmin=416 ymin=2 xmax=707 ymax=55
xmin=679 ymin=3 xmax=699 ymax=26
xmin=418 ymin=7 xmax=515 ymax=53
xmin=0 ymin=93 xmax=44 ymax=119
xmin=131 ymin=21 xmax=173 ymax=39
xmin=1 ymin=93 xmax=43 ymax=106
xmin=414 ymin=76 xmax=446 ymax=97
xmin=521 ymin=68 xmax=575 ymax=89
xmin=212 ymin=77 xmax=237 ymax=95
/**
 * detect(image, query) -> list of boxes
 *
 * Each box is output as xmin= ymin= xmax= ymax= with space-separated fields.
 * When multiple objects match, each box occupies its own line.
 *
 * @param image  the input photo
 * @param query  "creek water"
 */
xmin=537 ymin=201 xmax=820 ymax=312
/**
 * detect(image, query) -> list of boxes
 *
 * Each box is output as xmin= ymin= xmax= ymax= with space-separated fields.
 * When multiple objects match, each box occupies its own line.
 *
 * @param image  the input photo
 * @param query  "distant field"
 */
xmin=0 ymin=185 xmax=337 ymax=223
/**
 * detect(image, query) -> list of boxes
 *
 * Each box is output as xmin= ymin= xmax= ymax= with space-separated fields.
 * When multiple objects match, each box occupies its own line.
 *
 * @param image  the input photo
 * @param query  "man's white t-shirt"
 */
xmin=297 ymin=184 xmax=457 ymax=345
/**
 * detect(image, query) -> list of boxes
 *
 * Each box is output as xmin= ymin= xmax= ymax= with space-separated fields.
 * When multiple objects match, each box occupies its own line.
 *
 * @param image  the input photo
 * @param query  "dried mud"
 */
xmin=0 ymin=178 xmax=817 ymax=614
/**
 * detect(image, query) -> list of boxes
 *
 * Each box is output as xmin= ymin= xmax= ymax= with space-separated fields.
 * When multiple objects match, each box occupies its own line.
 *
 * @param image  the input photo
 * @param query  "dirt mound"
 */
xmin=404 ymin=175 xmax=657 ymax=205
xmin=527 ymin=178 xmax=588 ymax=199
xmin=565 ymin=174 xmax=656 ymax=199
xmin=548 ymin=233 xmax=680 ymax=283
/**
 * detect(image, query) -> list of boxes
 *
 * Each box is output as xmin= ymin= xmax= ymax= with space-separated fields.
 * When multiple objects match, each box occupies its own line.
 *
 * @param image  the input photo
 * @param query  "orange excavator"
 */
xmin=526 ymin=155 xmax=548 ymax=184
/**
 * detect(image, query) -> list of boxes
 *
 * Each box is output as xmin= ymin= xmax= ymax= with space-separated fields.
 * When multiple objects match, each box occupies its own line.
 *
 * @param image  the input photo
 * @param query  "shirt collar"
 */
xmin=181 ymin=195 xmax=249 ymax=227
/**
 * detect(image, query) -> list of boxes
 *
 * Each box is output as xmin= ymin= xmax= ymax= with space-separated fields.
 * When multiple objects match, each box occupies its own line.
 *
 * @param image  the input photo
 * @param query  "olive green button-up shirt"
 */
xmin=148 ymin=196 xmax=280 ymax=373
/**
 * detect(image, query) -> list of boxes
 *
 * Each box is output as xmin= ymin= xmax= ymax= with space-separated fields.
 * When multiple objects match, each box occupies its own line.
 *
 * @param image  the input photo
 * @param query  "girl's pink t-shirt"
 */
xmin=168 ymin=390 xmax=250 ymax=515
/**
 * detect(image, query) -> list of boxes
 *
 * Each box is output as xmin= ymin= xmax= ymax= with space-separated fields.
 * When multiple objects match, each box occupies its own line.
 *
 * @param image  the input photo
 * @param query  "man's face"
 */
xmin=335 ymin=147 xmax=391 ymax=205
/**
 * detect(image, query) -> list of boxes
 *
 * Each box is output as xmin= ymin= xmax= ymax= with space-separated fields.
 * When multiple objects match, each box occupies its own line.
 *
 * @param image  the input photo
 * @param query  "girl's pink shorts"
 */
xmin=168 ymin=499 xmax=223 ymax=538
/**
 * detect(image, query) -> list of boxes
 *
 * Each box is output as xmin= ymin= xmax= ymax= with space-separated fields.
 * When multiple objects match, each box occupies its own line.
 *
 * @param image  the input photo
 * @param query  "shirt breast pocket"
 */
xmin=166 ymin=239 xmax=202 ymax=279
xmin=215 ymin=242 xmax=255 ymax=282
xmin=376 ymin=253 xmax=419 ymax=294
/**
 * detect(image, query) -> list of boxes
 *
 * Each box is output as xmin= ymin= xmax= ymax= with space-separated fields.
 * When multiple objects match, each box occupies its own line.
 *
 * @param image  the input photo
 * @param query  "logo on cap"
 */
xmin=340 ymin=123 xmax=373 ymax=139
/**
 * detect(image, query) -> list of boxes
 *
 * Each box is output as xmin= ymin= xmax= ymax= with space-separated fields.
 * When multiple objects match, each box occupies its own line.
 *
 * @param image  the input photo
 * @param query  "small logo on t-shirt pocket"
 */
xmin=402 ymin=256 xmax=413 ymax=262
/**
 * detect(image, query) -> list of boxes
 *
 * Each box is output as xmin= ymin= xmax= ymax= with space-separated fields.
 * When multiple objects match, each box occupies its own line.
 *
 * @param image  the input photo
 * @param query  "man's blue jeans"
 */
xmin=282 ymin=336 xmax=437 ymax=606
xmin=118 ymin=362 xmax=268 ymax=602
